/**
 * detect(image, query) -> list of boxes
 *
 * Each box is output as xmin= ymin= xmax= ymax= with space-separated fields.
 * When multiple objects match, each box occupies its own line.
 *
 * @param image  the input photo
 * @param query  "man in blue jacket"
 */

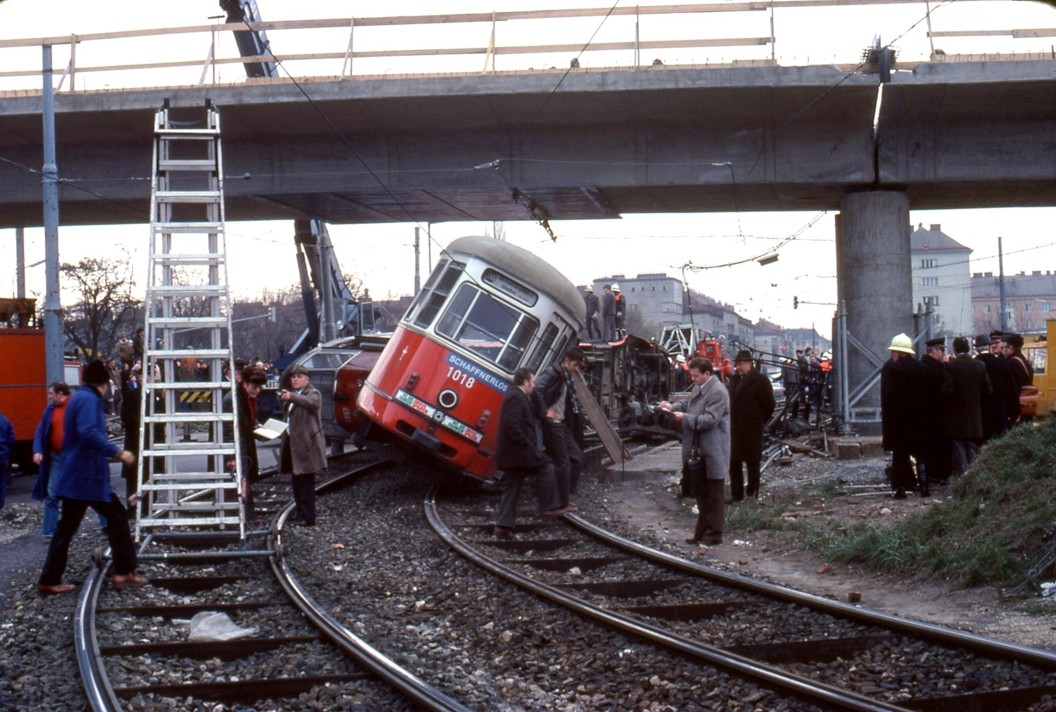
xmin=37 ymin=360 xmax=147 ymax=595
xmin=0 ymin=410 xmax=13 ymax=510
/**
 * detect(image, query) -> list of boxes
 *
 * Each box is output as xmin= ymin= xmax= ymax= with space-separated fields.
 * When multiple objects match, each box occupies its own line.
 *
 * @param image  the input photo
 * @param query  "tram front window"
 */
xmin=436 ymin=284 xmax=538 ymax=370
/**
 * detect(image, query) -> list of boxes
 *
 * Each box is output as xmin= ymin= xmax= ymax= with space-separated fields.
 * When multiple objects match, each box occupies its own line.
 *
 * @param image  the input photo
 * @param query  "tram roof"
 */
xmin=444 ymin=236 xmax=585 ymax=330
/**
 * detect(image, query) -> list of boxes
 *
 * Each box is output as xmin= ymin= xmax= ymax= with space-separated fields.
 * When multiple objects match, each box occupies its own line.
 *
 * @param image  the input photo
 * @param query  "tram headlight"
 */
xmin=406 ymin=371 xmax=419 ymax=390
xmin=477 ymin=409 xmax=491 ymax=429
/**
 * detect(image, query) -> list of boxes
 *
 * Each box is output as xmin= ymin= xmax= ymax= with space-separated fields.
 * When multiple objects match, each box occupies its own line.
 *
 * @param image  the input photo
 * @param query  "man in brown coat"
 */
xmin=280 ymin=365 xmax=327 ymax=526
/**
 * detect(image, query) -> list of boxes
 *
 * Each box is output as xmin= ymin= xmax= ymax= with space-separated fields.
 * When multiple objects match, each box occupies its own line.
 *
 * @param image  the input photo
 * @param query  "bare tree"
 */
xmin=60 ymin=256 xmax=141 ymax=361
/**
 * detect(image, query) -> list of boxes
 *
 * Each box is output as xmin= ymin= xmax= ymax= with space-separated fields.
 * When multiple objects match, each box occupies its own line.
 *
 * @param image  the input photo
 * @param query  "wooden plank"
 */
xmin=572 ymin=371 xmax=631 ymax=466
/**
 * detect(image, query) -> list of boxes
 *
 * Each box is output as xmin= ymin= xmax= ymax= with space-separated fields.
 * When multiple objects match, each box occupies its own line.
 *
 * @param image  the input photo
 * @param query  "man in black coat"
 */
xmin=881 ymin=333 xmax=928 ymax=499
xmin=223 ymin=365 xmax=267 ymax=522
xmin=918 ymin=337 xmax=949 ymax=490
xmin=583 ymin=286 xmax=600 ymax=340
xmin=941 ymin=336 xmax=991 ymax=477
xmin=494 ymin=368 xmax=562 ymax=539
xmin=975 ymin=334 xmax=1018 ymax=441
xmin=727 ymin=350 xmax=775 ymax=501
xmin=533 ymin=347 xmax=586 ymax=510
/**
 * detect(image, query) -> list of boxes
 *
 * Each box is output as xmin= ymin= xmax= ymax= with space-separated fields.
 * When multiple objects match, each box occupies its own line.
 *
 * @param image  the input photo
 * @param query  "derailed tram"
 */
xmin=355 ymin=236 xmax=585 ymax=481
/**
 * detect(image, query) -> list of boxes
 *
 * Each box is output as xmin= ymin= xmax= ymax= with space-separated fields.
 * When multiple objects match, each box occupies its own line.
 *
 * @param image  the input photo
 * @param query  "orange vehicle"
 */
xmin=0 ymin=298 xmax=46 ymax=472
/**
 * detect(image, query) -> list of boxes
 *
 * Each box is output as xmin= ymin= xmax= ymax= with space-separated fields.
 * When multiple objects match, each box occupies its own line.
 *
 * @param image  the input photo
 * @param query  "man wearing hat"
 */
xmin=941 ymin=336 xmax=991 ymax=477
xmin=37 ymin=360 xmax=146 ymax=594
xmin=225 ymin=365 xmax=269 ymax=522
xmin=280 ymin=365 xmax=327 ymax=526
xmin=611 ymin=283 xmax=627 ymax=339
xmin=975 ymin=334 xmax=1018 ymax=441
xmin=881 ymin=334 xmax=928 ymax=499
xmin=726 ymin=350 xmax=775 ymax=502
xmin=600 ymin=284 xmax=616 ymax=341
xmin=918 ymin=337 xmax=949 ymax=489
xmin=582 ymin=285 xmax=600 ymax=341
xmin=999 ymin=333 xmax=1035 ymax=424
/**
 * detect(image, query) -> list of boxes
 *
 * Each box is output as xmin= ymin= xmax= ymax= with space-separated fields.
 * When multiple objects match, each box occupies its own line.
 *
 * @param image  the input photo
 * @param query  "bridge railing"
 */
xmin=0 ymin=1 xmax=1053 ymax=93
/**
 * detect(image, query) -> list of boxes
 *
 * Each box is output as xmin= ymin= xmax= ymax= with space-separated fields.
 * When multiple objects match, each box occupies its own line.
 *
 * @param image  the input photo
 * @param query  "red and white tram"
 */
xmin=355 ymin=236 xmax=584 ymax=480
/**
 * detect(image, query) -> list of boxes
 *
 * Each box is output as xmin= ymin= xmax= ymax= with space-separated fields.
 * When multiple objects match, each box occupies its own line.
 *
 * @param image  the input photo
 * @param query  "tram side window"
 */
xmin=436 ymin=284 xmax=538 ymax=370
xmin=499 ymin=316 xmax=535 ymax=371
xmin=527 ymin=323 xmax=559 ymax=372
xmin=409 ymin=261 xmax=463 ymax=329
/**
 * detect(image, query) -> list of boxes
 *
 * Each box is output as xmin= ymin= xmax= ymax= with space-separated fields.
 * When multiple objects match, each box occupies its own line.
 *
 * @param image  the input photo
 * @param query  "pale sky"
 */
xmin=1 ymin=0 xmax=1054 ymax=338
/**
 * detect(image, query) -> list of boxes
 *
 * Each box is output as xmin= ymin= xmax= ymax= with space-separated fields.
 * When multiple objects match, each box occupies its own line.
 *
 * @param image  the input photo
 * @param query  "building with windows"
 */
xmin=972 ymin=270 xmax=1056 ymax=335
xmin=910 ymin=224 xmax=972 ymax=338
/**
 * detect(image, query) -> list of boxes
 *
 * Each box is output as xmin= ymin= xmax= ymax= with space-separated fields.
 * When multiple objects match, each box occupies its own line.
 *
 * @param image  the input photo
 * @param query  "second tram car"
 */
xmin=355 ymin=236 xmax=585 ymax=480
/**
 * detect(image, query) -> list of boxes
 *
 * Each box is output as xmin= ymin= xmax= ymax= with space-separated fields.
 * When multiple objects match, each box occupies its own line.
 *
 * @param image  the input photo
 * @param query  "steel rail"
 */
xmin=566 ymin=513 xmax=1056 ymax=670
xmin=268 ymin=462 xmax=472 ymax=712
xmin=73 ymin=455 xmax=458 ymax=711
xmin=424 ymin=488 xmax=906 ymax=712
xmin=73 ymin=559 xmax=122 ymax=712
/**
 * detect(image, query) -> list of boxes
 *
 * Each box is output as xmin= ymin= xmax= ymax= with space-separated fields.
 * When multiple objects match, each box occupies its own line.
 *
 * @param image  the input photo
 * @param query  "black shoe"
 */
xmin=702 ymin=537 xmax=723 ymax=546
xmin=494 ymin=526 xmax=517 ymax=540
xmin=685 ymin=537 xmax=700 ymax=545
xmin=893 ymin=489 xmax=907 ymax=500
xmin=919 ymin=486 xmax=931 ymax=498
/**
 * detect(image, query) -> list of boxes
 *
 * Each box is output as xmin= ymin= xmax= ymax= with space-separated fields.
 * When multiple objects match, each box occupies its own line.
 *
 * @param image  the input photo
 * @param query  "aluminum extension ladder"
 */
xmin=135 ymin=102 xmax=243 ymax=541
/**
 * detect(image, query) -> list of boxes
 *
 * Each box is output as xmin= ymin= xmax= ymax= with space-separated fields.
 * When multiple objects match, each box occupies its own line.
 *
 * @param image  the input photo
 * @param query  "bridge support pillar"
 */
xmin=835 ymin=190 xmax=913 ymax=429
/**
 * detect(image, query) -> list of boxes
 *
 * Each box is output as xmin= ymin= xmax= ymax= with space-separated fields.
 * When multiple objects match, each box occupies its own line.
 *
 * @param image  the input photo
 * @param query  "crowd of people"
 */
xmin=881 ymin=330 xmax=1035 ymax=499
xmin=582 ymin=283 xmax=628 ymax=342
xmin=23 ymin=334 xmax=326 ymax=595
xmin=496 ymin=347 xmax=779 ymax=548
xmin=493 ymin=347 xmax=586 ymax=539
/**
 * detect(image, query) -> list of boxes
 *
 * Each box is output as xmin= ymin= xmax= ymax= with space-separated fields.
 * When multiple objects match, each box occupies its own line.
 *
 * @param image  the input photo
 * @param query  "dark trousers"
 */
xmin=292 ymin=472 xmax=316 ymax=525
xmin=495 ymin=463 xmax=559 ymax=529
xmin=541 ymin=420 xmax=580 ymax=508
xmin=924 ymin=438 xmax=951 ymax=484
xmin=693 ymin=479 xmax=725 ymax=541
xmin=889 ymin=451 xmax=917 ymax=491
xmin=39 ymin=494 xmax=138 ymax=586
xmin=729 ymin=460 xmax=761 ymax=500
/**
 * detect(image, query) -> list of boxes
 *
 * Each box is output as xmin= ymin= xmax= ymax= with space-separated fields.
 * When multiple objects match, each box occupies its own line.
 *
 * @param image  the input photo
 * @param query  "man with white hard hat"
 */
xmin=880 ymin=333 xmax=928 ymax=499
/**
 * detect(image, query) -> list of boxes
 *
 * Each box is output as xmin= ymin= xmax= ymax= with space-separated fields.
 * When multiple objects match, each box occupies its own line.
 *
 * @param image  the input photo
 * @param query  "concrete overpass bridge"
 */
xmin=0 ymin=60 xmax=1054 ymax=227
xmin=1 ymin=5 xmax=1054 ymax=426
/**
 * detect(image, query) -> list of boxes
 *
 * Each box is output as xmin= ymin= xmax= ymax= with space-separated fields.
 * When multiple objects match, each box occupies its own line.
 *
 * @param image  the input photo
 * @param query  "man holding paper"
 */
xmin=279 ymin=365 xmax=327 ymax=526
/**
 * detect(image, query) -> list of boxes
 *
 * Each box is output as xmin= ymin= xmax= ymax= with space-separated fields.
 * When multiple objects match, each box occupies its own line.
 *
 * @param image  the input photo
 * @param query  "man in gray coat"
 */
xmin=280 ymin=365 xmax=327 ymax=526
xmin=659 ymin=356 xmax=731 ymax=547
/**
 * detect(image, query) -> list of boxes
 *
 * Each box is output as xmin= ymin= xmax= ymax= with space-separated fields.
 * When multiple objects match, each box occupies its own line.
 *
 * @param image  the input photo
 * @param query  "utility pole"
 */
xmin=42 ymin=45 xmax=64 ymax=384
xmin=414 ymin=226 xmax=421 ymax=296
xmin=998 ymin=236 xmax=1007 ymax=333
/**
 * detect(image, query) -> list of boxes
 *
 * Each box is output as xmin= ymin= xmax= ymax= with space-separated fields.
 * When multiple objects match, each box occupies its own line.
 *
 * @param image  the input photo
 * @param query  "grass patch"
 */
xmin=816 ymin=423 xmax=1056 ymax=587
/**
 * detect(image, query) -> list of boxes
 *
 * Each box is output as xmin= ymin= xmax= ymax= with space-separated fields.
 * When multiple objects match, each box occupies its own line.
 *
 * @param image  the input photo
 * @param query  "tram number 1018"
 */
xmin=446 ymin=365 xmax=476 ymax=389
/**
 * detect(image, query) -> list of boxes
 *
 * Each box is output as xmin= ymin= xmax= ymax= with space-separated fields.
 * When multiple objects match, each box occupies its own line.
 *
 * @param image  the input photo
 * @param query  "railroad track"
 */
xmin=73 ymin=454 xmax=468 ymax=711
xmin=428 ymin=487 xmax=1056 ymax=711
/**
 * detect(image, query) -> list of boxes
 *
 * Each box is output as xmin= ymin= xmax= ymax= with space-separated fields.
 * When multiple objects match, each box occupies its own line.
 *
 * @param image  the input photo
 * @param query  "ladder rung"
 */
xmin=142 ymin=441 xmax=235 ymax=452
xmin=153 ymin=223 xmax=224 ymax=234
xmin=143 ymin=414 xmax=232 ymax=425
xmin=148 ymin=316 xmax=229 ymax=328
xmin=156 ymin=191 xmax=222 ymax=203
xmin=150 ymin=380 xmax=228 ymax=389
xmin=151 ymin=253 xmax=225 ymax=264
xmin=144 ymin=472 xmax=236 ymax=481
xmin=157 ymin=127 xmax=219 ymax=137
xmin=138 ymin=516 xmax=242 ymax=527
xmin=158 ymin=159 xmax=216 ymax=171
xmin=141 ymin=484 xmax=239 ymax=493
xmin=146 ymin=348 xmax=230 ymax=359
xmin=146 ymin=502 xmax=241 ymax=512
xmin=147 ymin=285 xmax=227 ymax=295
